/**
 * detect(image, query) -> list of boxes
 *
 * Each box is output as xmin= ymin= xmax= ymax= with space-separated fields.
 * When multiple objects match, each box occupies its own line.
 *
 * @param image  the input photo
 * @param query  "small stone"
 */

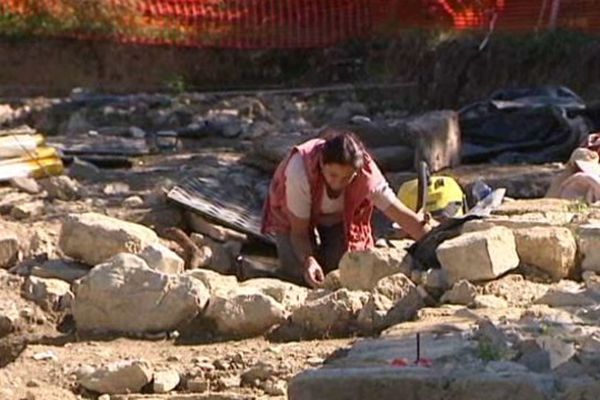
xmin=32 ymin=351 xmax=58 ymax=361
xmin=129 ymin=126 xmax=146 ymax=138
xmin=98 ymin=395 xmax=111 ymax=400
xmin=139 ymin=243 xmax=185 ymax=274
xmin=372 ymin=273 xmax=424 ymax=325
xmin=306 ymin=357 xmax=323 ymax=366
xmin=291 ymin=289 xmax=367 ymax=337
xmin=153 ymin=369 xmax=180 ymax=393
xmin=241 ymin=362 xmax=276 ymax=384
xmin=78 ymin=360 xmax=153 ymax=395
xmin=10 ymin=177 xmax=40 ymax=194
xmin=0 ymin=232 xmax=19 ymax=269
xmin=26 ymin=379 xmax=41 ymax=388
xmin=421 ymin=269 xmax=450 ymax=291
xmin=187 ymin=378 xmax=209 ymax=393
xmin=103 ymin=183 xmax=130 ymax=196
xmin=231 ymin=353 xmax=245 ymax=365
xmin=473 ymin=294 xmax=508 ymax=309
xmin=40 ymin=176 xmax=81 ymax=201
xmin=216 ymin=375 xmax=241 ymax=390
xmin=262 ymin=379 xmax=286 ymax=396
xmin=441 ymin=280 xmax=477 ymax=306
xmin=205 ymin=288 xmax=288 ymax=338
xmin=214 ymin=359 xmax=231 ymax=371
xmin=69 ymin=158 xmax=101 ymax=181
xmin=11 ymin=201 xmax=44 ymax=220
xmin=356 ymin=293 xmax=393 ymax=333
xmin=22 ymin=276 xmax=72 ymax=311
xmin=536 ymin=336 xmax=576 ymax=369
xmin=123 ymin=196 xmax=144 ymax=208
xmin=517 ymin=339 xmax=551 ymax=372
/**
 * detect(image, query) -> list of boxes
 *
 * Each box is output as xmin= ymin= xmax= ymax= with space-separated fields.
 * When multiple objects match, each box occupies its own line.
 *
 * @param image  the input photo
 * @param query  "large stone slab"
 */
xmin=289 ymin=366 xmax=554 ymax=400
xmin=72 ymin=253 xmax=209 ymax=333
xmin=578 ymin=225 xmax=600 ymax=273
xmin=437 ymin=227 xmax=519 ymax=284
xmin=339 ymin=248 xmax=412 ymax=291
xmin=514 ymin=227 xmax=577 ymax=280
xmin=59 ymin=213 xmax=158 ymax=266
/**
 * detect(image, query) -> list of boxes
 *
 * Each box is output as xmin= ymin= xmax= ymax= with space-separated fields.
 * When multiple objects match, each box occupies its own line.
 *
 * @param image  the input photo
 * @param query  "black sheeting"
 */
xmin=459 ymin=86 xmax=592 ymax=164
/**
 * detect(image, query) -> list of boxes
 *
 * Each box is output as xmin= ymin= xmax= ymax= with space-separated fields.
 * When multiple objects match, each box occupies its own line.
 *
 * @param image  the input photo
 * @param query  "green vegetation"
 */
xmin=477 ymin=339 xmax=505 ymax=361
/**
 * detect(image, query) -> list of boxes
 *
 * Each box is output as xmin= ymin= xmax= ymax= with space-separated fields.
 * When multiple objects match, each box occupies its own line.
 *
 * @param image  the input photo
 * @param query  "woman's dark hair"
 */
xmin=319 ymin=128 xmax=366 ymax=170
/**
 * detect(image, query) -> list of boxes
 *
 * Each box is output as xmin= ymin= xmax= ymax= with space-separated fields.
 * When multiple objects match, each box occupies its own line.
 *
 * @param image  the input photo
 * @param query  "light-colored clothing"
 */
xmin=284 ymin=152 xmax=396 ymax=219
xmin=262 ymin=138 xmax=387 ymax=251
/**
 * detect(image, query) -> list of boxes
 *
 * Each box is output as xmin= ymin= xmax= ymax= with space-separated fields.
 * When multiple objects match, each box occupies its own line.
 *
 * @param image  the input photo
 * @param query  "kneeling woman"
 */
xmin=262 ymin=129 xmax=433 ymax=288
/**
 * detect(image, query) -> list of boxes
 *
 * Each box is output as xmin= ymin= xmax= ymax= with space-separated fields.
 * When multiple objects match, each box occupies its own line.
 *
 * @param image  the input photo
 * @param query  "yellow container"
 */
xmin=397 ymin=175 xmax=466 ymax=217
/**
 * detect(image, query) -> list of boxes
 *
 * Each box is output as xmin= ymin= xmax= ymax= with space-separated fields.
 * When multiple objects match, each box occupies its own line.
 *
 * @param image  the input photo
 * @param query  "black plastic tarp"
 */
xmin=459 ymin=86 xmax=592 ymax=164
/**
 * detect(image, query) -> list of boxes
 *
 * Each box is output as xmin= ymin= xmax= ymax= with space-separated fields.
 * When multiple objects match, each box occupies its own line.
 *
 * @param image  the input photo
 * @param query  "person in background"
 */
xmin=586 ymin=133 xmax=600 ymax=155
xmin=546 ymin=145 xmax=600 ymax=203
xmin=261 ymin=128 xmax=434 ymax=288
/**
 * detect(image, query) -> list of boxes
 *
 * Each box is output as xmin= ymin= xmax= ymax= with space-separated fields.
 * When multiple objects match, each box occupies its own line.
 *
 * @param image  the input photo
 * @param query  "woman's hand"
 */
xmin=421 ymin=211 xmax=439 ymax=234
xmin=588 ymin=133 xmax=600 ymax=151
xmin=303 ymin=256 xmax=325 ymax=288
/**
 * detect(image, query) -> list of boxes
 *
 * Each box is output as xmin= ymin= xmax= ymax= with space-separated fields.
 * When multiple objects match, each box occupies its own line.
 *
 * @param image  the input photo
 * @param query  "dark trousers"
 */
xmin=275 ymin=223 xmax=346 ymax=286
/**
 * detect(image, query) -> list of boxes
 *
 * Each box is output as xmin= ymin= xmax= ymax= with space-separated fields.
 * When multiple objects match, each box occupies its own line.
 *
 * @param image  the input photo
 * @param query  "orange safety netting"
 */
xmin=0 ymin=0 xmax=598 ymax=48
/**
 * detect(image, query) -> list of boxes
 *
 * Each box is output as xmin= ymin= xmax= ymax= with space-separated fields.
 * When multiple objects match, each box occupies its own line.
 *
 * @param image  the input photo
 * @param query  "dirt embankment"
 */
xmin=1 ymin=31 xmax=599 ymax=108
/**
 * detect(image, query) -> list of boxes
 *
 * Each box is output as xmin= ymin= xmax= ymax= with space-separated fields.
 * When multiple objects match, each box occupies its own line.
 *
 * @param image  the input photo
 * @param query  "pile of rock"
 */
xmin=9 ymin=198 xmax=597 ymax=344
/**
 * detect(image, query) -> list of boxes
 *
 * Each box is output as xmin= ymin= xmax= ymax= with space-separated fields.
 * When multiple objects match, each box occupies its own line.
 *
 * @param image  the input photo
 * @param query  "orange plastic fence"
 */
xmin=0 ymin=0 xmax=598 ymax=48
